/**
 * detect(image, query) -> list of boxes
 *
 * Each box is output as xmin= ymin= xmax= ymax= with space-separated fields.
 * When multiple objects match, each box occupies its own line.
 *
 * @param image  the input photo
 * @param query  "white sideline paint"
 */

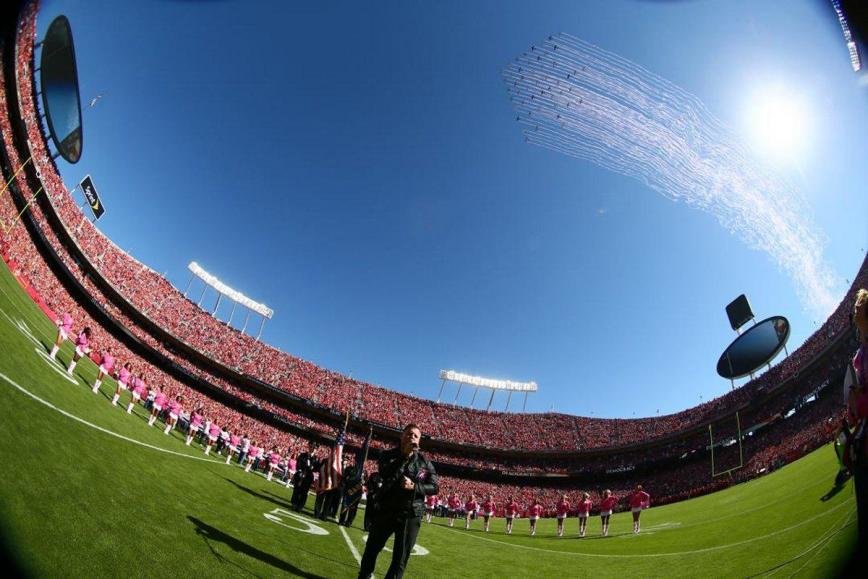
xmin=263 ymin=508 xmax=329 ymax=536
xmin=0 ymin=371 xmax=225 ymax=464
xmin=0 ymin=309 xmax=77 ymax=385
xmin=339 ymin=526 xmax=363 ymax=565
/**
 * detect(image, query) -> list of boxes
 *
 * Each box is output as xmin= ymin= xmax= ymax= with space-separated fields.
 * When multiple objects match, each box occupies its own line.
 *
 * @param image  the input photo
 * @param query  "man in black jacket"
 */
xmin=357 ymin=424 xmax=438 ymax=579
xmin=290 ymin=442 xmax=318 ymax=512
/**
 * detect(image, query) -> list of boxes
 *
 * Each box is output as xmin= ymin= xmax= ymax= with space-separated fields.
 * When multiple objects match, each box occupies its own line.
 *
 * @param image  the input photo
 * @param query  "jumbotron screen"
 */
xmin=39 ymin=15 xmax=83 ymax=164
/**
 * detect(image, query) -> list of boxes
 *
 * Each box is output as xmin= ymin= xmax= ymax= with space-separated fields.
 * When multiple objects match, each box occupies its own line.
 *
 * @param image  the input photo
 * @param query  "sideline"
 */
xmin=0 ymin=370 xmax=226 ymax=463
xmin=339 ymin=526 xmax=363 ymax=566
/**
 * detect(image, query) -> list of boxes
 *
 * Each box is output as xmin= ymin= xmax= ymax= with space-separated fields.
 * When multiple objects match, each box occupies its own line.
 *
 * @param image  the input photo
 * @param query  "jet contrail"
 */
xmin=503 ymin=33 xmax=841 ymax=317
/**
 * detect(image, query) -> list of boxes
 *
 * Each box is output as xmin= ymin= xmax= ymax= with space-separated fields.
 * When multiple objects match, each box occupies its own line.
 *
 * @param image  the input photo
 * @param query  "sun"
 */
xmin=746 ymin=86 xmax=812 ymax=162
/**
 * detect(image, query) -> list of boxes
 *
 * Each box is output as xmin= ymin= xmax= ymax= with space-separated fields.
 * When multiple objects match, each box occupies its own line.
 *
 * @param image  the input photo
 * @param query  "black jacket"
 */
xmin=374 ymin=447 xmax=438 ymax=518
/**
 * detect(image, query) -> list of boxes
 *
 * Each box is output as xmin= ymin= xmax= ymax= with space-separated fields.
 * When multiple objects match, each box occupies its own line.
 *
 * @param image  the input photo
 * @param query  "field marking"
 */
xmin=361 ymin=533 xmax=430 ymax=556
xmin=263 ymin=508 xmax=330 ymax=536
xmin=0 ymin=370 xmax=227 ymax=464
xmin=434 ymin=497 xmax=854 ymax=559
xmin=339 ymin=526 xmax=363 ymax=566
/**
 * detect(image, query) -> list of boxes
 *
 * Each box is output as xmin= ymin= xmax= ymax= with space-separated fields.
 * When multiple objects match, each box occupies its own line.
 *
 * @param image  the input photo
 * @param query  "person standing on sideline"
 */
xmin=599 ymin=490 xmax=618 ymax=537
xmin=481 ymin=495 xmax=496 ymax=532
xmin=577 ymin=492 xmax=592 ymax=537
xmin=555 ymin=494 xmax=570 ymax=537
xmin=629 ymin=485 xmax=651 ymax=534
xmin=504 ymin=496 xmax=519 ymax=535
xmin=528 ymin=499 xmax=543 ymax=536
xmin=357 ymin=424 xmax=438 ymax=579
xmin=49 ymin=312 xmax=73 ymax=360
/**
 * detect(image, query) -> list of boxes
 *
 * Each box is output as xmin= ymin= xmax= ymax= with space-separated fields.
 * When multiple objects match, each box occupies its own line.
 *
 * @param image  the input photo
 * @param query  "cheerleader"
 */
xmin=481 ymin=495 xmax=496 ymax=532
xmin=91 ymin=349 xmax=115 ymax=394
xmin=186 ymin=408 xmax=204 ymax=445
xmin=577 ymin=492 xmax=592 ymax=537
xmin=164 ymin=396 xmax=183 ymax=435
xmin=629 ymin=485 xmax=651 ymax=534
xmin=66 ymin=327 xmax=92 ymax=375
xmin=147 ymin=386 xmax=167 ymax=427
xmin=49 ymin=312 xmax=73 ymax=359
xmin=528 ymin=499 xmax=543 ymax=536
xmin=555 ymin=494 xmax=570 ymax=537
xmin=113 ymin=362 xmax=132 ymax=406
xmin=464 ymin=494 xmax=478 ymax=530
xmin=127 ymin=373 xmax=147 ymax=414
xmin=447 ymin=493 xmax=461 ymax=527
xmin=245 ymin=442 xmax=262 ymax=472
xmin=226 ymin=432 xmax=241 ymax=465
xmin=599 ymin=490 xmax=618 ymax=537
xmin=504 ymin=496 xmax=519 ymax=535
xmin=424 ymin=493 xmax=437 ymax=523
xmin=266 ymin=447 xmax=281 ymax=481
xmin=204 ymin=422 xmax=221 ymax=455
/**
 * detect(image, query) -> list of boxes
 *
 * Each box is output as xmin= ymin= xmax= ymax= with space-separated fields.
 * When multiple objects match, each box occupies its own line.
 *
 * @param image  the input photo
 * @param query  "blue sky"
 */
xmin=33 ymin=0 xmax=868 ymax=418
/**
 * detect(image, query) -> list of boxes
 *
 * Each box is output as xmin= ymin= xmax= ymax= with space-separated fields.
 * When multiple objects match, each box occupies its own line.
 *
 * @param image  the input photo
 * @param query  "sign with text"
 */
xmin=80 ymin=175 xmax=105 ymax=220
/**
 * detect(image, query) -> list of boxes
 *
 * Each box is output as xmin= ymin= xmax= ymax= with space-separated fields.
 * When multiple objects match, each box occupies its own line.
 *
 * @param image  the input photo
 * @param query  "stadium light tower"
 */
xmin=437 ymin=370 xmax=538 ymax=411
xmin=186 ymin=262 xmax=273 ymax=339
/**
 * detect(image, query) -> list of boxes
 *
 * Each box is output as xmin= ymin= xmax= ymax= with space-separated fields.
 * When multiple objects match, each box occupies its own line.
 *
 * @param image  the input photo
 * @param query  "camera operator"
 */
xmin=357 ymin=424 xmax=438 ymax=579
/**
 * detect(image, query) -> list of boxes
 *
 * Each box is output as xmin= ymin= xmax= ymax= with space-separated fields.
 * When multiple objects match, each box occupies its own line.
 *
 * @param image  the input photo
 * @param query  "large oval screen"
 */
xmin=40 ymin=15 xmax=83 ymax=164
xmin=717 ymin=316 xmax=790 ymax=379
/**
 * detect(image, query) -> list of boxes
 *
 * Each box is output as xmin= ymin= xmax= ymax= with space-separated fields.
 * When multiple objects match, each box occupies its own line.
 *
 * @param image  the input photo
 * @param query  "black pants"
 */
xmin=340 ymin=503 xmax=359 ymax=527
xmin=357 ymin=513 xmax=421 ymax=579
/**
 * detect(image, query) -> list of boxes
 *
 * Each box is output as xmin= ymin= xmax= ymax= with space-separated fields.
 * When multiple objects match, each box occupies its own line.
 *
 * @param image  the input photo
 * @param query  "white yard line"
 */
xmin=339 ymin=524 xmax=366 ymax=576
xmin=0 ymin=370 xmax=226 ymax=463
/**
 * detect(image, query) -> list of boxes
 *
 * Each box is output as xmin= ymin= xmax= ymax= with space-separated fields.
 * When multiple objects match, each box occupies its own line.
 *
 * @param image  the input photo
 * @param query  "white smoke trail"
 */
xmin=503 ymin=33 xmax=841 ymax=317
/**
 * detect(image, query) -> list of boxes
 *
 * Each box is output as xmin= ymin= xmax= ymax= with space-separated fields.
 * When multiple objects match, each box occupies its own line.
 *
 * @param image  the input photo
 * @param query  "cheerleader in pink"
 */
xmin=577 ymin=492 xmax=592 ymax=537
xmin=266 ymin=447 xmax=281 ymax=481
xmin=447 ymin=494 xmax=461 ymax=527
xmin=556 ymin=494 xmax=571 ymax=537
xmin=127 ymin=373 xmax=146 ymax=413
xmin=226 ymin=433 xmax=241 ymax=464
xmin=464 ymin=495 xmax=478 ymax=530
xmin=186 ymin=408 xmax=204 ymax=446
xmin=504 ymin=496 xmax=519 ymax=535
xmin=204 ymin=422 xmax=221 ymax=455
xmin=113 ymin=362 xmax=132 ymax=406
xmin=528 ymin=500 xmax=543 ymax=536
xmin=91 ymin=349 xmax=115 ymax=394
xmin=49 ymin=313 xmax=73 ymax=359
xmin=245 ymin=443 xmax=261 ymax=472
xmin=147 ymin=387 xmax=167 ymax=427
xmin=66 ymin=327 xmax=92 ymax=375
xmin=481 ymin=495 xmax=496 ymax=532
xmin=424 ymin=494 xmax=437 ymax=523
xmin=164 ymin=396 xmax=183 ymax=435
xmin=629 ymin=485 xmax=651 ymax=534
xmin=599 ymin=490 xmax=618 ymax=537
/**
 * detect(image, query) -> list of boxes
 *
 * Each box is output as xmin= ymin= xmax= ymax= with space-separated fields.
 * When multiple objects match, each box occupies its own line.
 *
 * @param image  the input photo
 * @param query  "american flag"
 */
xmin=318 ymin=426 xmax=345 ymax=492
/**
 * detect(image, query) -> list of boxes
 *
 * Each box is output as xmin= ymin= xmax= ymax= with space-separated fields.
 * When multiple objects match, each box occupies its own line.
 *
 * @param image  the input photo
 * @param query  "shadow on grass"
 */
xmin=189 ymin=516 xmax=326 ymax=578
xmin=820 ymin=479 xmax=849 ymax=502
xmin=223 ymin=477 xmax=295 ymax=511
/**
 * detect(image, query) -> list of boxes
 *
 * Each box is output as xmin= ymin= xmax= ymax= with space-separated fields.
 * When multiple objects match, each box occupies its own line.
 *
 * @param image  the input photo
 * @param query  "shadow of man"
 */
xmin=189 ymin=516 xmax=326 ymax=579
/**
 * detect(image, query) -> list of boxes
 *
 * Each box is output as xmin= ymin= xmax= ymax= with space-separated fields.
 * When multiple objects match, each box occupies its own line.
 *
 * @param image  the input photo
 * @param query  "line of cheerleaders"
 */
xmin=48 ymin=314 xmax=296 ymax=481
xmin=426 ymin=488 xmax=651 ymax=537
xmin=50 ymin=313 xmax=653 ymax=537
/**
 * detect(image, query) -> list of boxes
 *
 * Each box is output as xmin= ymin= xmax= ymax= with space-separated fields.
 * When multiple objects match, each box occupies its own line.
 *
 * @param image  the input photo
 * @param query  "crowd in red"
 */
xmin=0 ymin=0 xmax=863 ymax=514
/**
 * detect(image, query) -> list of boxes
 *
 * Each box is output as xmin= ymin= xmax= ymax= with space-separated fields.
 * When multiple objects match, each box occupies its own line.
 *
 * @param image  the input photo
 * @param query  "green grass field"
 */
xmin=0 ymin=258 xmax=859 ymax=577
